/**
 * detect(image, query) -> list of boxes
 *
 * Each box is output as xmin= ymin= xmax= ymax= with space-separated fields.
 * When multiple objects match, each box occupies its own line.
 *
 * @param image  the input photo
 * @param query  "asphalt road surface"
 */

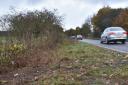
xmin=81 ymin=39 xmax=128 ymax=54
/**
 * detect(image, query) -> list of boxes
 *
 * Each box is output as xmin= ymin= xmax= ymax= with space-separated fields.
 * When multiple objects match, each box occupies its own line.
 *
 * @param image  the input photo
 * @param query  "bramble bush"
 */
xmin=0 ymin=8 xmax=65 ymax=73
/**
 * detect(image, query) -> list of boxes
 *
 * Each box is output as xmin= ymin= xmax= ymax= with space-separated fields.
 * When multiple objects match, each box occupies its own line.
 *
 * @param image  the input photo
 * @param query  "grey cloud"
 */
xmin=27 ymin=0 xmax=44 ymax=5
xmin=0 ymin=0 xmax=128 ymax=29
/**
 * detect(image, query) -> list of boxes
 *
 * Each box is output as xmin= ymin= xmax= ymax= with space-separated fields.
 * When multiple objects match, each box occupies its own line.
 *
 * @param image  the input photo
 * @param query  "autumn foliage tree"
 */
xmin=92 ymin=7 xmax=124 ymax=38
xmin=113 ymin=9 xmax=128 ymax=31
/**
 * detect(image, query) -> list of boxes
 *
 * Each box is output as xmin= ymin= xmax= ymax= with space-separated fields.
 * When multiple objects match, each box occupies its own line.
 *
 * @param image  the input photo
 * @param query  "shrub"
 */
xmin=0 ymin=8 xmax=65 ymax=73
xmin=0 ymin=42 xmax=26 ymax=73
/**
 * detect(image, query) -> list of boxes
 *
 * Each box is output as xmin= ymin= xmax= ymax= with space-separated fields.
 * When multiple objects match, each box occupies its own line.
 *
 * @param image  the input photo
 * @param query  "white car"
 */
xmin=76 ymin=35 xmax=83 ymax=40
xmin=70 ymin=36 xmax=76 ymax=39
xmin=100 ymin=27 xmax=127 ymax=44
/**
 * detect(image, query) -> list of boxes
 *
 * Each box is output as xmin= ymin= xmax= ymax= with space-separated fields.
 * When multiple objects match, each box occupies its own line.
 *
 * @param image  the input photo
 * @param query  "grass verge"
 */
xmin=34 ymin=42 xmax=128 ymax=85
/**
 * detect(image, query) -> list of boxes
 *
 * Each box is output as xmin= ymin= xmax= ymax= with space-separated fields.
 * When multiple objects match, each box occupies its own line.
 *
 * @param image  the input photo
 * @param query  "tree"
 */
xmin=0 ymin=9 xmax=63 ymax=39
xmin=81 ymin=22 xmax=91 ymax=37
xmin=76 ymin=26 xmax=81 ymax=35
xmin=113 ymin=9 xmax=128 ymax=31
xmin=91 ymin=7 xmax=122 ymax=37
xmin=0 ymin=9 xmax=65 ymax=48
xmin=65 ymin=28 xmax=76 ymax=36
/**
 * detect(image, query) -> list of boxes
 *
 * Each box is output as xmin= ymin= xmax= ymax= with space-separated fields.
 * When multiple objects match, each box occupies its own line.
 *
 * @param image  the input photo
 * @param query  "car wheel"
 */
xmin=100 ymin=41 xmax=103 ymax=44
xmin=100 ymin=38 xmax=104 ymax=44
xmin=105 ymin=38 xmax=109 ymax=44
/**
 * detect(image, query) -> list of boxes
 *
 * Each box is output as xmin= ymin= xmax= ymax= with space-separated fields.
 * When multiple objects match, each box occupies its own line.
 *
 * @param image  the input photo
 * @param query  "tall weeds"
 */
xmin=0 ymin=9 xmax=65 ymax=73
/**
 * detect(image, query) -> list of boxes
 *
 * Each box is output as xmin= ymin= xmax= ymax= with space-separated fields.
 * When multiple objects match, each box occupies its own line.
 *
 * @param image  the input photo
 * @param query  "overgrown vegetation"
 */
xmin=0 ymin=9 xmax=65 ymax=74
xmin=0 ymin=6 xmax=128 ymax=85
xmin=33 ymin=42 xmax=128 ymax=85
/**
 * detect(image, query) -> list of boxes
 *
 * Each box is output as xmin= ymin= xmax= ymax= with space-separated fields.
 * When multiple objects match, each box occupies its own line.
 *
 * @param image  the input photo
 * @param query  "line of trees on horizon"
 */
xmin=65 ymin=21 xmax=91 ymax=38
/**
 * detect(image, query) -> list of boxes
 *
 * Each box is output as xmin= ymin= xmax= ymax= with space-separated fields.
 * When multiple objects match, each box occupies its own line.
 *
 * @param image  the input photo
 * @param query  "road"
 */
xmin=81 ymin=39 xmax=128 ymax=54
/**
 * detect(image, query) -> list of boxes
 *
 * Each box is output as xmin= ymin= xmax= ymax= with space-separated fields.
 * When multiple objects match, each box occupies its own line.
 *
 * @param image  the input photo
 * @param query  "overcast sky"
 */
xmin=0 ymin=0 xmax=128 ymax=30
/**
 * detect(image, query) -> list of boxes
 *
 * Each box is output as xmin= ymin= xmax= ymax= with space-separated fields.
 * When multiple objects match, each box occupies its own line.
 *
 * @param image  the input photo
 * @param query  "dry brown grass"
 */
xmin=0 ymin=39 xmax=62 ymax=85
